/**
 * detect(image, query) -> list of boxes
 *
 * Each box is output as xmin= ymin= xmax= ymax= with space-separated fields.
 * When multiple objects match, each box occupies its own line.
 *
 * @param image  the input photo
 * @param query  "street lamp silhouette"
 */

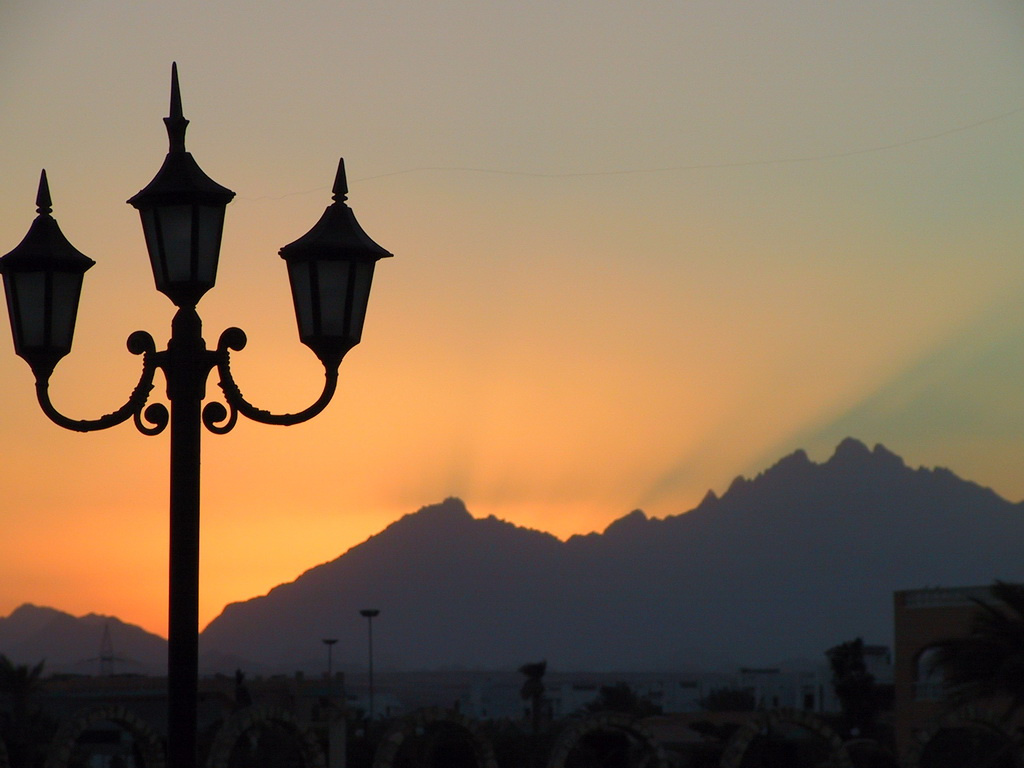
xmin=322 ymin=638 xmax=338 ymax=699
xmin=0 ymin=65 xmax=392 ymax=768
xmin=360 ymin=608 xmax=380 ymax=720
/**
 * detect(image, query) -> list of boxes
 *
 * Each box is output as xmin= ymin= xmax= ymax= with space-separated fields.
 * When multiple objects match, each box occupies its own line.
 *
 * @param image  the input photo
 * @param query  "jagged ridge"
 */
xmin=198 ymin=439 xmax=1024 ymax=672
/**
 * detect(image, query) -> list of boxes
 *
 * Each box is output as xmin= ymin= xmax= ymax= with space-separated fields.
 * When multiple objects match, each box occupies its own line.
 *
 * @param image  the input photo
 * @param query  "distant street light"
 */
xmin=0 ymin=65 xmax=392 ymax=768
xmin=322 ymin=638 xmax=339 ymax=700
xmin=360 ymin=608 xmax=380 ymax=720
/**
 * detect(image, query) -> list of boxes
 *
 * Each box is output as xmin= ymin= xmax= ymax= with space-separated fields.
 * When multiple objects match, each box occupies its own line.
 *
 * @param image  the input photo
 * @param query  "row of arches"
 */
xmin=9 ymin=702 xmax=1023 ymax=768
xmin=906 ymin=708 xmax=1024 ymax=768
xmin=35 ymin=704 xmax=321 ymax=768
xmin=0 ymin=706 xmax=672 ymax=768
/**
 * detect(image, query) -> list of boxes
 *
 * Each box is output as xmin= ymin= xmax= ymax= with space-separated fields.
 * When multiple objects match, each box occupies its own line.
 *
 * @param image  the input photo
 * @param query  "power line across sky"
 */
xmin=236 ymin=104 xmax=1024 ymax=203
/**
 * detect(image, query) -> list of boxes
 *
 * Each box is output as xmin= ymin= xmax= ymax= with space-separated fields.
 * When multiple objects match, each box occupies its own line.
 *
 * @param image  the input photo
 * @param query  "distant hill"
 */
xmin=199 ymin=438 xmax=1024 ymax=672
xmin=0 ymin=604 xmax=166 ymax=675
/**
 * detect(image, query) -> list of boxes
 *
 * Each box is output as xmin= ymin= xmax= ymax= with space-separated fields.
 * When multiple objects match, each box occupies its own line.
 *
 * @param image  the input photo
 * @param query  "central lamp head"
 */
xmin=127 ymin=63 xmax=235 ymax=308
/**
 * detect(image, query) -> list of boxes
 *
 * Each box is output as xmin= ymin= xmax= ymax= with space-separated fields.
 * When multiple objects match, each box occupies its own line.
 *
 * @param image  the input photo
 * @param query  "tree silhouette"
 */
xmin=929 ymin=581 xmax=1024 ymax=717
xmin=827 ymin=637 xmax=880 ymax=735
xmin=519 ymin=661 xmax=547 ymax=729
xmin=0 ymin=655 xmax=44 ymax=706
xmin=519 ymin=661 xmax=548 ymax=768
xmin=0 ymin=655 xmax=50 ymax=768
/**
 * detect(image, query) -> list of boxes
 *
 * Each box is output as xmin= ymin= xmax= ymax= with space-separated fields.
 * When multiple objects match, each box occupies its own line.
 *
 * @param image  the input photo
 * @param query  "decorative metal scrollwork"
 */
xmin=34 ymin=331 xmax=167 ymax=436
xmin=30 ymin=322 xmax=342 ymax=438
xmin=202 ymin=401 xmax=236 ymax=435
xmin=136 ymin=403 xmax=169 ymax=436
xmin=210 ymin=327 xmax=340 ymax=431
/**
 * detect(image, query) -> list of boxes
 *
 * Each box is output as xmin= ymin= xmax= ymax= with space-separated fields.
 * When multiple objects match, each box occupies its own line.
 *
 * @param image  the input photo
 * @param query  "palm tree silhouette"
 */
xmin=930 ymin=581 xmax=1024 ymax=717
xmin=0 ymin=654 xmax=48 ymax=767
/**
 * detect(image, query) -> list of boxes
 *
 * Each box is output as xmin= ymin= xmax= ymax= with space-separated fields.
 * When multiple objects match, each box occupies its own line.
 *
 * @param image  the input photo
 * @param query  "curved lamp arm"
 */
xmin=204 ymin=327 xmax=339 ymax=434
xmin=33 ymin=331 xmax=168 ymax=436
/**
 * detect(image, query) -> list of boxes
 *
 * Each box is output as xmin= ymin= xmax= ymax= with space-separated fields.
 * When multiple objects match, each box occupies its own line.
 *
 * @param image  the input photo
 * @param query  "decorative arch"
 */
xmin=905 ymin=706 xmax=1023 ymax=768
xmin=913 ymin=645 xmax=945 ymax=702
xmin=371 ymin=707 xmax=498 ymax=768
xmin=719 ymin=709 xmax=852 ymax=768
xmin=546 ymin=711 xmax=667 ymax=768
xmin=205 ymin=705 xmax=325 ymax=768
xmin=843 ymin=737 xmax=898 ymax=768
xmin=45 ymin=704 xmax=165 ymax=768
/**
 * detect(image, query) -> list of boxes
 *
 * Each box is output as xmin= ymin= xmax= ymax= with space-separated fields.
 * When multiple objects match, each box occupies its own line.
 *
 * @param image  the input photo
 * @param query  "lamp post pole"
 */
xmin=166 ymin=307 xmax=208 ymax=768
xmin=360 ymin=608 xmax=380 ymax=721
xmin=0 ymin=65 xmax=392 ymax=768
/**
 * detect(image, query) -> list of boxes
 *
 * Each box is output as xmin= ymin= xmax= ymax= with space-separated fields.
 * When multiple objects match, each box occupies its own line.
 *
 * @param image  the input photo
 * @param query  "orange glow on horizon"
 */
xmin=5 ymin=1 xmax=1024 ymax=639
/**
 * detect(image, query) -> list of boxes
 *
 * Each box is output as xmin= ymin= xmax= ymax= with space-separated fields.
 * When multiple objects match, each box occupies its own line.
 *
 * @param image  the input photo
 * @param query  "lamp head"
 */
xmin=279 ymin=159 xmax=392 ymax=368
xmin=0 ymin=171 xmax=95 ymax=381
xmin=127 ymin=63 xmax=235 ymax=308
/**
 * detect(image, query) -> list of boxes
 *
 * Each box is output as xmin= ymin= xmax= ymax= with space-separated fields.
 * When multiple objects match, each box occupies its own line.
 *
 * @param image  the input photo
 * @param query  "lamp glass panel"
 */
xmin=287 ymin=260 xmax=315 ymax=339
xmin=140 ymin=209 xmax=162 ymax=287
xmin=49 ymin=271 xmax=82 ymax=352
xmin=157 ymin=204 xmax=194 ymax=283
xmin=195 ymin=204 xmax=224 ymax=285
xmin=12 ymin=271 xmax=45 ymax=349
xmin=348 ymin=261 xmax=375 ymax=342
xmin=316 ymin=260 xmax=352 ymax=338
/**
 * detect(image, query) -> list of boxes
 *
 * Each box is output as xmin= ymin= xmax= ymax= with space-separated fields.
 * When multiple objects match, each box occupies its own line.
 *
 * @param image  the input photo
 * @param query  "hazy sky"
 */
xmin=4 ymin=0 xmax=1024 ymax=640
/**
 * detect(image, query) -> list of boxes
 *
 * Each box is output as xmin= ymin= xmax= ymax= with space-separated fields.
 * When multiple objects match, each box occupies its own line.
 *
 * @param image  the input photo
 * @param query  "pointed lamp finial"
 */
xmin=170 ymin=62 xmax=182 ymax=114
xmin=332 ymin=158 xmax=348 ymax=203
xmin=165 ymin=62 xmax=189 ymax=153
xmin=36 ymin=170 xmax=52 ymax=216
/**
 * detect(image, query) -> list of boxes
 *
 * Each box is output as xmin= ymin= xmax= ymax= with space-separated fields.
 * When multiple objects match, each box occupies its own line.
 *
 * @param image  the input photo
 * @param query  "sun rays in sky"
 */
xmin=3 ymin=0 xmax=1024 ymax=636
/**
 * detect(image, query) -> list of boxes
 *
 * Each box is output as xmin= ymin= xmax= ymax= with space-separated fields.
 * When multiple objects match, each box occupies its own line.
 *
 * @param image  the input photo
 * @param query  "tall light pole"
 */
xmin=359 ymin=608 xmax=380 ymax=721
xmin=0 ymin=65 xmax=392 ymax=768
xmin=322 ymin=638 xmax=338 ymax=699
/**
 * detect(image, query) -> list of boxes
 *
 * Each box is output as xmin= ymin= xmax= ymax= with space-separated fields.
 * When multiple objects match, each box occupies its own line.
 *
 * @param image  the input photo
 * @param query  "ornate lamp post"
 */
xmin=0 ymin=65 xmax=391 ymax=768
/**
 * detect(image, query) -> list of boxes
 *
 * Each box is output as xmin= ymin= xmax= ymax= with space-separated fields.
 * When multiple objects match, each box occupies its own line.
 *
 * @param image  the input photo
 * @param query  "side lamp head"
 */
xmin=278 ymin=159 xmax=392 ymax=369
xmin=0 ymin=171 xmax=95 ymax=381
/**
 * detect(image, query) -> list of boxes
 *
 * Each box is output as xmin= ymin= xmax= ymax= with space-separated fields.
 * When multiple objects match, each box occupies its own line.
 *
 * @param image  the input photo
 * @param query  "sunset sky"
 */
xmin=4 ymin=0 xmax=1024 ymax=643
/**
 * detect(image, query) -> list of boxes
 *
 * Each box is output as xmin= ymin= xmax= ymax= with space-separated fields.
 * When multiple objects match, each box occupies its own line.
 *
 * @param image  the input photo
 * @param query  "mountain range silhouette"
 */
xmin=4 ymin=438 xmax=1022 ymax=673
xmin=0 ymin=605 xmax=166 ymax=676
xmin=200 ymin=437 xmax=1024 ymax=671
